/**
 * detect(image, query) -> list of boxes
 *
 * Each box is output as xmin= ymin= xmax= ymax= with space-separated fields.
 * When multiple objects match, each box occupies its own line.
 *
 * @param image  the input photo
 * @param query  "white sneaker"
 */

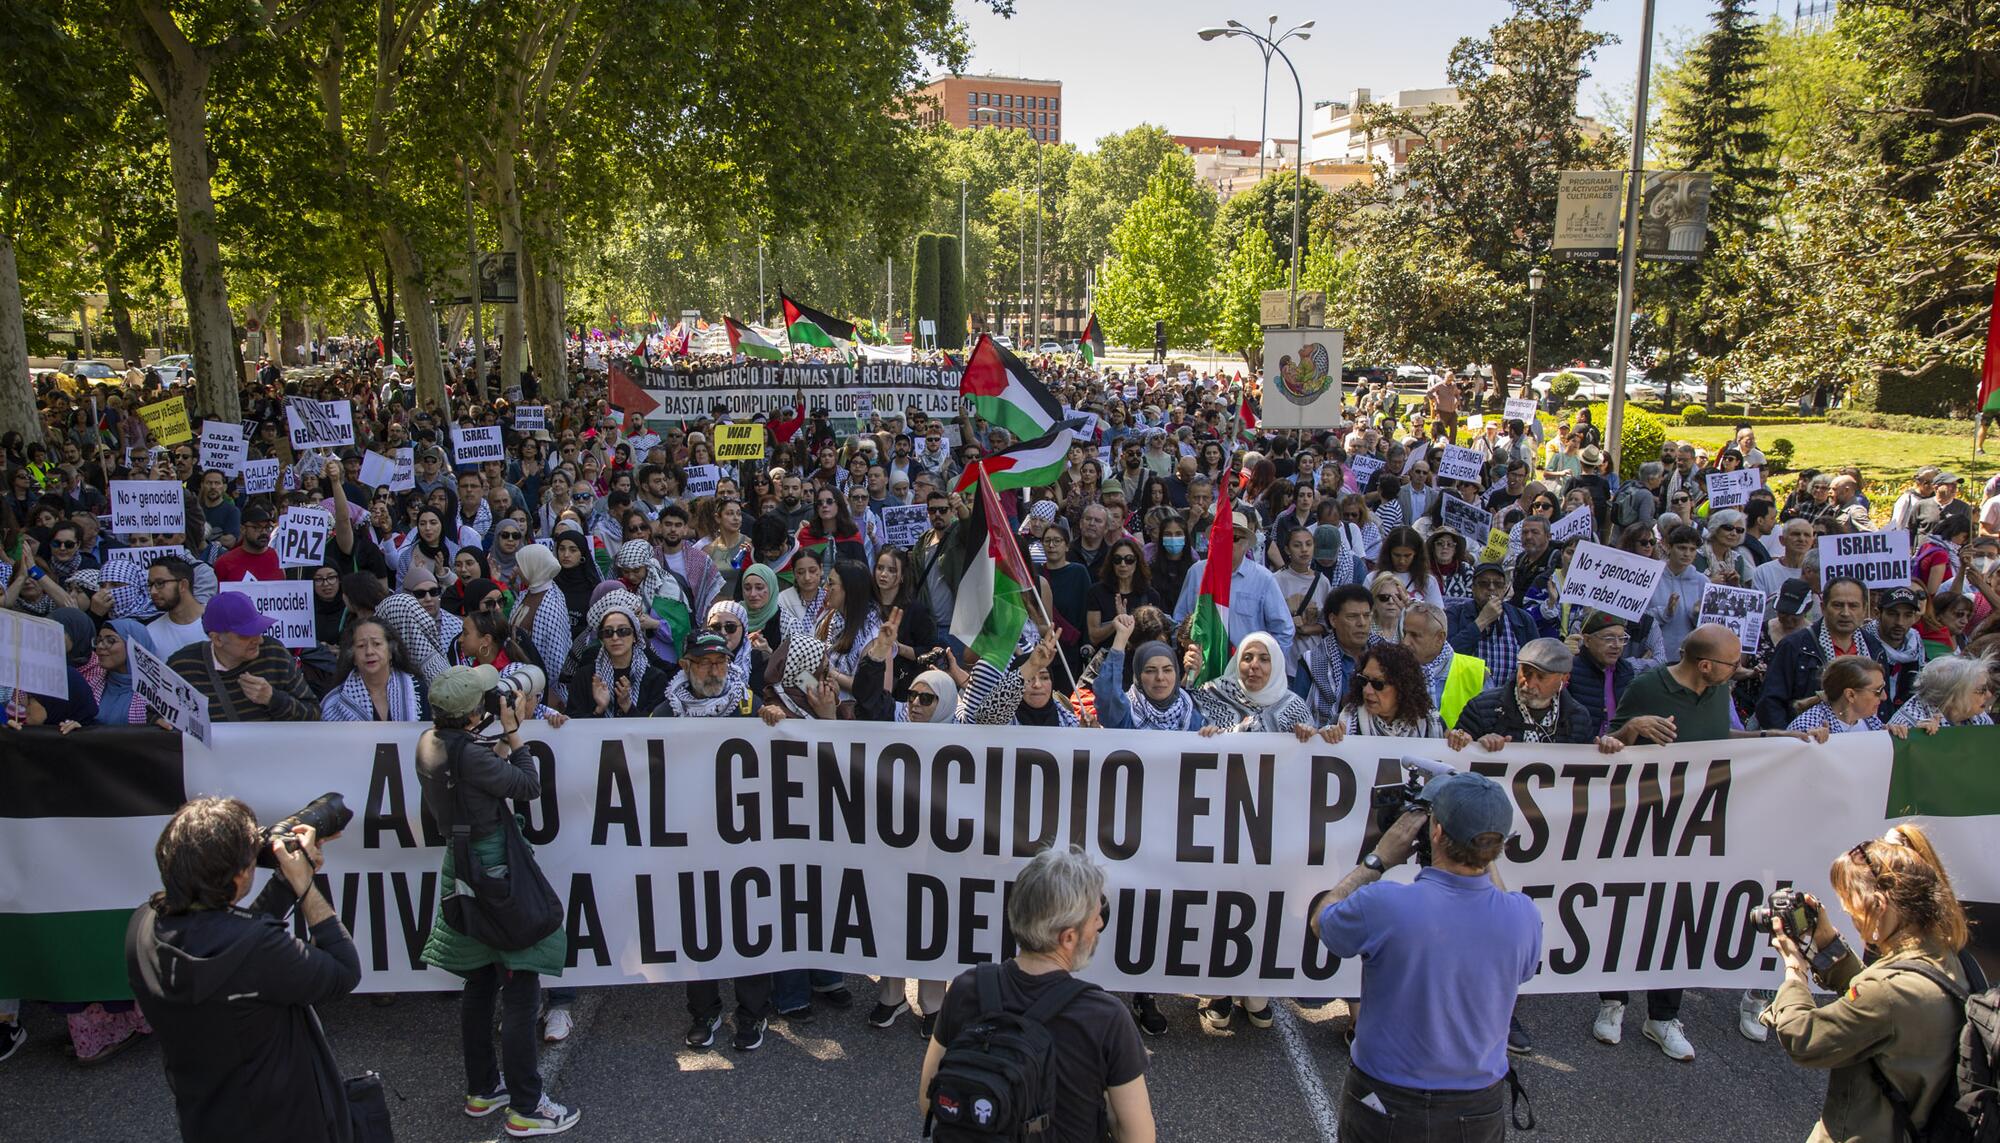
xmin=1738 ymin=992 xmax=1769 ymax=1043
xmin=1592 ymin=1000 xmax=1625 ymax=1045
xmin=542 ymin=1006 xmax=573 ymax=1044
xmin=505 ymin=1095 xmax=581 ymax=1137
xmin=1644 ymin=1018 xmax=1696 ymax=1061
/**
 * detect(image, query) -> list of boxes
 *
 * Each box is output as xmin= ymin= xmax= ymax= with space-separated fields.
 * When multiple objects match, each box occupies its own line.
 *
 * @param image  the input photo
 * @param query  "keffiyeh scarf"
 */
xmin=1127 ymin=683 xmax=1196 ymax=731
xmin=1513 ymin=690 xmax=1564 ymax=743
xmin=660 ymin=664 xmax=748 ymax=718
xmin=330 ymin=669 xmax=420 ymax=722
xmin=1866 ymin=619 xmax=1923 ymax=667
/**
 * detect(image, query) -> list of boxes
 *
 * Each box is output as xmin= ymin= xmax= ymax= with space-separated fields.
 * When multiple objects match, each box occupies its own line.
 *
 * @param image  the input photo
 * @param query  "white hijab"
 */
xmin=904 ymin=668 xmax=960 ymax=724
xmin=1221 ymin=632 xmax=1291 ymax=707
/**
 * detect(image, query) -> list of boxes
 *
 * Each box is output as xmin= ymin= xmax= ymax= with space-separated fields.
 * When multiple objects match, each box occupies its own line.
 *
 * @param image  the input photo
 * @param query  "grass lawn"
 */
xmin=1661 ymin=422 xmax=1997 ymax=492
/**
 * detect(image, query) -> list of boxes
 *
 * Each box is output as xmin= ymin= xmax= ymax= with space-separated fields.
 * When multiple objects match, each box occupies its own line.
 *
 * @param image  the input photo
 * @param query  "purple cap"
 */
xmin=202 ymin=591 xmax=277 ymax=637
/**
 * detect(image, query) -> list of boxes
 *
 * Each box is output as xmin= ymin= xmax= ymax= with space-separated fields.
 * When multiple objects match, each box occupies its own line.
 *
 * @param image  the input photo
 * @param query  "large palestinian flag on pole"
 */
xmin=954 ymin=423 xmax=1079 ymax=493
xmin=961 ymin=333 xmax=1064 ymax=444
xmin=780 ymin=292 xmax=857 ymax=350
xmin=948 ymin=466 xmax=1034 ymax=665
xmin=1081 ymin=313 xmax=1105 ymax=367
xmin=1189 ymin=483 xmax=1235 ymax=685
xmin=726 ymin=316 xmax=785 ymax=361
xmin=1979 ymin=258 xmax=2000 ymax=415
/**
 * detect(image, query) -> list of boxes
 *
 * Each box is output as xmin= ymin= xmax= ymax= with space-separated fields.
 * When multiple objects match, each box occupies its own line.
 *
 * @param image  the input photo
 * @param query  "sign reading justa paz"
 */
xmin=278 ymin=507 xmax=334 ymax=568
xmin=1558 ymin=541 xmax=1668 ymax=623
xmin=4 ymin=720 xmax=1995 ymax=1003
xmin=1818 ymin=530 xmax=1912 ymax=590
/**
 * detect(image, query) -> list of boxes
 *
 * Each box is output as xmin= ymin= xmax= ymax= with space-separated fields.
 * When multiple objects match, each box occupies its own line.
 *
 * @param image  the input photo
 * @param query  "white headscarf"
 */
xmin=901 ymin=668 xmax=959 ymax=724
xmin=1221 ymin=632 xmax=1291 ymax=707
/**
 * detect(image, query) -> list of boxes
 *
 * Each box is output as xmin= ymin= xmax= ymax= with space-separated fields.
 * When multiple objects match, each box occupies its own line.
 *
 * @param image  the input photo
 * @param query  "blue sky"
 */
xmin=949 ymin=0 xmax=1757 ymax=152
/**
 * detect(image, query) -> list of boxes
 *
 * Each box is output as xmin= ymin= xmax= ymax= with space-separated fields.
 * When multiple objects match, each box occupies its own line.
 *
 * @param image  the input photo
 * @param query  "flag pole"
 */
xmin=974 ymin=465 xmax=1083 ymax=699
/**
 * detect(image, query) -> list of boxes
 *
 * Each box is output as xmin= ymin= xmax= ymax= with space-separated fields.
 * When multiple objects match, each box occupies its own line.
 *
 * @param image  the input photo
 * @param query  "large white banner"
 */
xmin=4 ymin=722 xmax=1947 ymax=997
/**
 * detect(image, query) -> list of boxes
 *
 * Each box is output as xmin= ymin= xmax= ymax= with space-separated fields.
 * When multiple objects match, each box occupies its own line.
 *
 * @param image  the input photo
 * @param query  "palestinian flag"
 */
xmin=780 ymin=292 xmax=857 ymax=350
xmin=1189 ymin=483 xmax=1235 ymax=684
xmin=651 ymin=591 xmax=692 ymax=661
xmin=948 ymin=466 xmax=1034 ymax=665
xmin=1239 ymin=394 xmax=1259 ymax=431
xmin=1980 ymin=258 xmax=2000 ymax=415
xmin=962 ymin=333 xmax=1063 ymax=443
xmin=955 ymin=423 xmax=1079 ymax=493
xmin=608 ymin=361 xmax=660 ymax=418
xmin=726 ymin=316 xmax=785 ymax=362
xmin=1081 ymin=313 xmax=1105 ymax=366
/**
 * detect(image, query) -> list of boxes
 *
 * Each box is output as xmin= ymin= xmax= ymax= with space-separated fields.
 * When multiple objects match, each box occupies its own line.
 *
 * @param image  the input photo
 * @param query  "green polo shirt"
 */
xmin=1611 ymin=664 xmax=1734 ymax=742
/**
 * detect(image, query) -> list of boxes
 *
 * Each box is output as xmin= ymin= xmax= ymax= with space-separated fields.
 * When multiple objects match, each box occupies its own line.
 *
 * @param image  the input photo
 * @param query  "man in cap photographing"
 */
xmin=1311 ymin=771 xmax=1540 ymax=1142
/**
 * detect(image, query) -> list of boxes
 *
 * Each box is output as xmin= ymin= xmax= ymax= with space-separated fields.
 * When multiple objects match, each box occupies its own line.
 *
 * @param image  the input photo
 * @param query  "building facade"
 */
xmin=914 ymin=74 xmax=1064 ymax=143
xmin=1171 ymin=134 xmax=1301 ymax=201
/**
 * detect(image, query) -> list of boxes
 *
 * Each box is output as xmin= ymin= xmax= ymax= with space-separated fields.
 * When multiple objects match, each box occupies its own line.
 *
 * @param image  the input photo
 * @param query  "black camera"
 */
xmin=1370 ymin=758 xmax=1454 ymax=868
xmin=1750 ymin=887 xmax=1820 ymax=944
xmin=254 ymin=792 xmax=353 ymax=869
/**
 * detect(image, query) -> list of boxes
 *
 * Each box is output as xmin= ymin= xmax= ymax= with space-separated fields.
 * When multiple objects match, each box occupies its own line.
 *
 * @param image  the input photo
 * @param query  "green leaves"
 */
xmin=1210 ymin=225 xmax=1280 ymax=360
xmin=1096 ymin=153 xmax=1218 ymax=352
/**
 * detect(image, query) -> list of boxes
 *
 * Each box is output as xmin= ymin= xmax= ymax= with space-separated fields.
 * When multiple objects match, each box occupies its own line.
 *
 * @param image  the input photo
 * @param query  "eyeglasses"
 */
xmin=146 ymin=577 xmax=179 ymax=589
xmin=909 ymin=691 xmax=937 ymax=707
xmin=1698 ymin=655 xmax=1743 ymax=671
xmin=1359 ymin=675 xmax=1391 ymax=691
xmin=600 ymin=626 xmax=635 ymax=639
xmin=50 ymin=539 xmax=76 ymax=549
xmin=1110 ymin=554 xmax=1137 ymax=566
xmin=408 ymin=586 xmax=441 ymax=598
xmin=498 ymin=529 xmax=524 ymax=539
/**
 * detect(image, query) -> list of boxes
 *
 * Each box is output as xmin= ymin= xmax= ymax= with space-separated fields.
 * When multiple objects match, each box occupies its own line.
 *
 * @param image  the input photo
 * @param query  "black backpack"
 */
xmin=924 ymin=964 xmax=1098 ymax=1141
xmin=1871 ymin=956 xmax=1999 ymax=1143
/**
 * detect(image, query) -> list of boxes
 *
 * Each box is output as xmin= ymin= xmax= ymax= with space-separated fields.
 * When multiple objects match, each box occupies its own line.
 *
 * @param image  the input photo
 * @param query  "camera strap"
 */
xmin=199 ymin=655 xmax=244 ymax=724
xmin=1506 ymin=1066 xmax=1535 ymax=1131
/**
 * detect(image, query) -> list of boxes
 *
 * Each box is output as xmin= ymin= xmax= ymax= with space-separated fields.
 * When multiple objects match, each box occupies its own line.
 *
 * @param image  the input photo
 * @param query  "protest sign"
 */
xmin=277 ymin=507 xmax=333 ymax=568
xmin=713 ymin=424 xmax=765 ymax=461
xmin=1259 ymin=329 xmax=1344 ymax=430
xmin=100 ymin=544 xmax=184 ymax=590
xmin=1558 ymin=540 xmax=1667 ymax=622
xmin=682 ymin=465 xmax=719 ymax=499
xmin=1818 ymin=530 xmax=1911 ymax=589
xmin=1348 ymin=455 xmax=1384 ymax=488
xmin=109 ymin=480 xmax=186 ymax=536
xmin=387 ymin=447 xmax=414 ymax=491
xmin=1480 ymin=527 xmax=1511 ymax=565
xmin=1503 ymin=397 xmax=1539 ymax=426
xmin=285 ymin=398 xmax=356 ymax=449
xmin=1437 ymin=445 xmax=1485 ymax=484
xmin=1439 ymin=495 xmax=1492 ymax=540
xmin=1698 ymin=583 xmax=1769 ymax=655
xmin=219 ymin=580 xmax=316 ymax=650
xmin=638 ymin=361 xmax=965 ymax=423
xmin=242 ymin=458 xmax=280 ymax=495
xmin=127 ymin=640 xmax=209 ymax=746
xmin=514 ymin=405 xmax=547 ymax=432
xmin=1551 ymin=502 xmax=1596 ymax=543
xmin=0 ymin=610 xmax=71 ymax=700
xmin=882 ymin=504 xmax=930 ymax=548
xmin=1705 ymin=469 xmax=1758 ymax=511
xmin=1401 ymin=443 xmax=1428 ymax=477
xmin=8 ymin=720 xmax=1993 ymax=1002
xmin=138 ymin=395 xmax=192 ymax=446
xmin=198 ymin=422 xmax=247 ymax=477
xmin=357 ymin=450 xmax=398 ymax=489
xmin=855 ymin=392 xmax=874 ymax=421
xmin=450 ymin=425 xmax=505 ymax=467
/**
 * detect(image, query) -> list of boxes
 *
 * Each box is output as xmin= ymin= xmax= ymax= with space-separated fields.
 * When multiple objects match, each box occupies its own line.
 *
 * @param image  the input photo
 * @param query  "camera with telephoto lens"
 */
xmin=1369 ymin=757 xmax=1456 ymax=867
xmin=482 ymin=664 xmax=547 ymax=723
xmin=254 ymin=793 xmax=353 ymax=868
xmin=1750 ymin=887 xmax=1820 ymax=944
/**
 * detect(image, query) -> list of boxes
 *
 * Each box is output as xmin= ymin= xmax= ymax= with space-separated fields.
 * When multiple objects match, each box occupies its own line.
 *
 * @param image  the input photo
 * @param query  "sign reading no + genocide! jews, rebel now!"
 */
xmin=1558 ymin=541 xmax=1667 ymax=622
xmin=109 ymin=480 xmax=186 ymax=536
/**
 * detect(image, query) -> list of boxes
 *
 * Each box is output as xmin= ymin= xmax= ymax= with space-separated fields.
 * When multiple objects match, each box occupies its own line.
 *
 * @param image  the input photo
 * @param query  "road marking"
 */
xmin=1274 ymin=1001 xmax=1339 ymax=1143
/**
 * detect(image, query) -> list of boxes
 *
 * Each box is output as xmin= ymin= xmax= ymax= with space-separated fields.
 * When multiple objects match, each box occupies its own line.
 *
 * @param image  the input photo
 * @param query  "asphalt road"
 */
xmin=7 ymin=982 xmax=1825 ymax=1141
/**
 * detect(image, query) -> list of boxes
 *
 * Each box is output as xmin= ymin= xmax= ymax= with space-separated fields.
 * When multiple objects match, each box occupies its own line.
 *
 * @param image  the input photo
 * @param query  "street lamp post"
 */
xmin=1526 ymin=265 xmax=1545 ymax=389
xmin=1200 ymin=20 xmax=1313 ymax=324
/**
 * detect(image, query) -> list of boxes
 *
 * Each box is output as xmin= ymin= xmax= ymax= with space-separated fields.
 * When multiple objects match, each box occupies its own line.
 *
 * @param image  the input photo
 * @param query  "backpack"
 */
xmin=1871 ymin=956 xmax=1999 ymax=1143
xmin=924 ymin=964 xmax=1099 ymax=1141
xmin=1612 ymin=481 xmax=1651 ymax=530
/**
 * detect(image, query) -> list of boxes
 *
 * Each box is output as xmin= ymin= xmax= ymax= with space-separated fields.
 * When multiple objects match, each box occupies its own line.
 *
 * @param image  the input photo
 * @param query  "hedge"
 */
xmin=1589 ymin=402 xmax=1665 ymax=480
xmin=1851 ymin=362 xmax=1980 ymax=417
xmin=1827 ymin=409 xmax=1977 ymax=436
xmin=1675 ymin=405 xmax=1819 ymax=427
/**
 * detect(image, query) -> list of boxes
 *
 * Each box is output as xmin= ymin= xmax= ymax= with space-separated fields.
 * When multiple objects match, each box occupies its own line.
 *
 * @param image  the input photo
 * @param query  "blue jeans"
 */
xmin=771 ymin=969 xmax=844 ymax=1012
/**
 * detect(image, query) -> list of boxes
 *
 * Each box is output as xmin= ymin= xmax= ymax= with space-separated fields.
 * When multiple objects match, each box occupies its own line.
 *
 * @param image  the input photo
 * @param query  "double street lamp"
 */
xmin=1199 ymin=19 xmax=1312 ymax=323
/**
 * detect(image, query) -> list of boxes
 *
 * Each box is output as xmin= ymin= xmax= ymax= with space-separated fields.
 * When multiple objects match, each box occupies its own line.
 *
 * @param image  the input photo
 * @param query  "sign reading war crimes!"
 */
xmin=713 ymin=424 xmax=764 ymax=461
xmin=6 ymin=720 xmax=1994 ymax=1003
xmin=638 ymin=362 xmax=966 ymax=423
xmin=1818 ymin=530 xmax=1912 ymax=590
xmin=1558 ymin=541 xmax=1667 ymax=623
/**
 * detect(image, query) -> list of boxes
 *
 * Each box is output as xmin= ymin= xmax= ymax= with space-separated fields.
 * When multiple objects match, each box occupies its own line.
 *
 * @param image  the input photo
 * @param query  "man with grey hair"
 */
xmin=1403 ymin=601 xmax=1486 ymax=728
xmin=1696 ymin=508 xmax=1756 ymax=587
xmin=1751 ymin=518 xmax=1815 ymax=613
xmin=920 ymin=847 xmax=1155 ymax=1143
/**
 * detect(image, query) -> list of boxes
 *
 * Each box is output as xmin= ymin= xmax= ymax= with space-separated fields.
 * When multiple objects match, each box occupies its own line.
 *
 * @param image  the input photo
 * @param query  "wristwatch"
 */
xmin=1361 ymin=852 xmax=1387 ymax=874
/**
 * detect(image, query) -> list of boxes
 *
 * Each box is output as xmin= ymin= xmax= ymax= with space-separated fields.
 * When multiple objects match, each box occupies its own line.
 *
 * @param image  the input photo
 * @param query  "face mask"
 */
xmin=1976 ymin=556 xmax=2000 ymax=575
xmin=1162 ymin=535 xmax=1187 ymax=556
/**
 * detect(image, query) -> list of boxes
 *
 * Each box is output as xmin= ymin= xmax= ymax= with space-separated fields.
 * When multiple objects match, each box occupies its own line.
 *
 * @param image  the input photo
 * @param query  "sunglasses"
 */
xmin=1359 ymin=675 xmax=1392 ymax=691
xmin=600 ymin=626 xmax=635 ymax=639
xmin=498 ymin=529 xmax=524 ymax=539
xmin=1375 ymin=593 xmax=1402 ymax=603
xmin=1110 ymin=554 xmax=1137 ymax=566
xmin=407 ymin=585 xmax=441 ymax=598
xmin=50 ymin=539 xmax=77 ymax=549
xmin=909 ymin=691 xmax=937 ymax=706
xmin=711 ymin=622 xmax=742 ymax=634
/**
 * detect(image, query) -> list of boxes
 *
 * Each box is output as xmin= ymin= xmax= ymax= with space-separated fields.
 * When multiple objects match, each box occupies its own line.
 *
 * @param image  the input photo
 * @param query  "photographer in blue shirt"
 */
xmin=1310 ymin=771 xmax=1541 ymax=1143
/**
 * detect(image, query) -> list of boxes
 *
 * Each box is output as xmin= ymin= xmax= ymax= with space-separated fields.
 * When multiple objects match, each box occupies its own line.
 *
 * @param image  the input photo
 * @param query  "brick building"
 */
xmin=914 ymin=74 xmax=1064 ymax=143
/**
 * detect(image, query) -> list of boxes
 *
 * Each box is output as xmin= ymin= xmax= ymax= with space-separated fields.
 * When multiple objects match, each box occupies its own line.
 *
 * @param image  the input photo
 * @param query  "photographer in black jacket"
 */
xmin=126 ymin=797 xmax=360 ymax=1143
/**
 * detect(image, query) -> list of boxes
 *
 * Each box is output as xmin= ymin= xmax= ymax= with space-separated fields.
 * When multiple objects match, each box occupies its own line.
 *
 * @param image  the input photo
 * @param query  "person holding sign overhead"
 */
xmin=164 ymin=592 xmax=317 ymax=723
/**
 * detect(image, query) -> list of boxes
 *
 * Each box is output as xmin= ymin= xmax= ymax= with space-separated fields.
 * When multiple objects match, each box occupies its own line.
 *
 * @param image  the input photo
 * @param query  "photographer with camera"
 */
xmin=415 ymin=664 xmax=579 ymax=1138
xmin=125 ymin=796 xmax=362 ymax=1142
xmin=1762 ymin=832 xmax=1976 ymax=1143
xmin=1309 ymin=771 xmax=1540 ymax=1143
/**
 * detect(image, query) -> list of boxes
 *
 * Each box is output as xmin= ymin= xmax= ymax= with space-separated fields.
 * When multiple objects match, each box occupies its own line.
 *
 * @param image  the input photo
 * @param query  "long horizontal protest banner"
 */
xmin=2 ymin=722 xmax=1993 ymax=1002
xmin=639 ymin=362 xmax=966 ymax=423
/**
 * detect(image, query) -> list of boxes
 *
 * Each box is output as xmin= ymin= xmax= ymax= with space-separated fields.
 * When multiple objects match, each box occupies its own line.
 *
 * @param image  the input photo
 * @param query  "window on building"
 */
xmin=968 ymin=93 xmax=977 ymax=107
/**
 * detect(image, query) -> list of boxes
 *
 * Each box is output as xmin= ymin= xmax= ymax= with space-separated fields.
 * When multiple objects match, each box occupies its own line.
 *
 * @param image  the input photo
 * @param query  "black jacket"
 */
xmin=1455 ymin=686 xmax=1598 ymax=744
xmin=125 ymin=880 xmax=361 ymax=1143
xmin=1755 ymin=623 xmax=1888 ymax=731
xmin=416 ymin=726 xmax=541 ymax=840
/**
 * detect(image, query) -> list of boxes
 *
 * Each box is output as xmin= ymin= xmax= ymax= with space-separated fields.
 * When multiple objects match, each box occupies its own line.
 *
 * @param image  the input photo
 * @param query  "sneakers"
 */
xmin=919 ymin=1012 xmax=938 ymax=1041
xmin=1738 ymin=992 xmax=1769 ymax=1043
xmin=465 ymin=1077 xmax=509 ymax=1119
xmin=1644 ymin=1018 xmax=1696 ymax=1062
xmin=542 ymin=1006 xmax=573 ymax=1044
xmin=505 ymin=1095 xmax=581 ymax=1137
xmin=1199 ymin=997 xmax=1234 ymax=1030
xmin=868 ymin=999 xmax=909 ymax=1028
xmin=1243 ymin=1002 xmax=1273 ymax=1030
xmin=0 ymin=1022 xmax=23 ymax=1064
xmin=775 ymin=1003 xmax=814 ymax=1024
xmin=683 ymin=1012 xmax=721 ymax=1049
xmin=813 ymin=983 xmax=854 ymax=1008
xmin=1132 ymin=995 xmax=1168 ymax=1037
xmin=1507 ymin=1014 xmax=1534 ymax=1056
xmin=731 ymin=1017 xmax=767 ymax=1052
xmin=1592 ymin=1000 xmax=1625 ymax=1045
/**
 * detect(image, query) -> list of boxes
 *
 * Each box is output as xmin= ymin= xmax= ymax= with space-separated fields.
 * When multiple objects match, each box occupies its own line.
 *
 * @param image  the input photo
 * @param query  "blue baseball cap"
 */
xmin=1418 ymin=771 xmax=1513 ymax=844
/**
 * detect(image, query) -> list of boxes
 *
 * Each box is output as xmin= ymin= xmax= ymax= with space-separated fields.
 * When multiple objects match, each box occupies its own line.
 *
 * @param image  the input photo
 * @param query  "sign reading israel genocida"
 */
xmin=12 ymin=719 xmax=1992 ymax=1005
